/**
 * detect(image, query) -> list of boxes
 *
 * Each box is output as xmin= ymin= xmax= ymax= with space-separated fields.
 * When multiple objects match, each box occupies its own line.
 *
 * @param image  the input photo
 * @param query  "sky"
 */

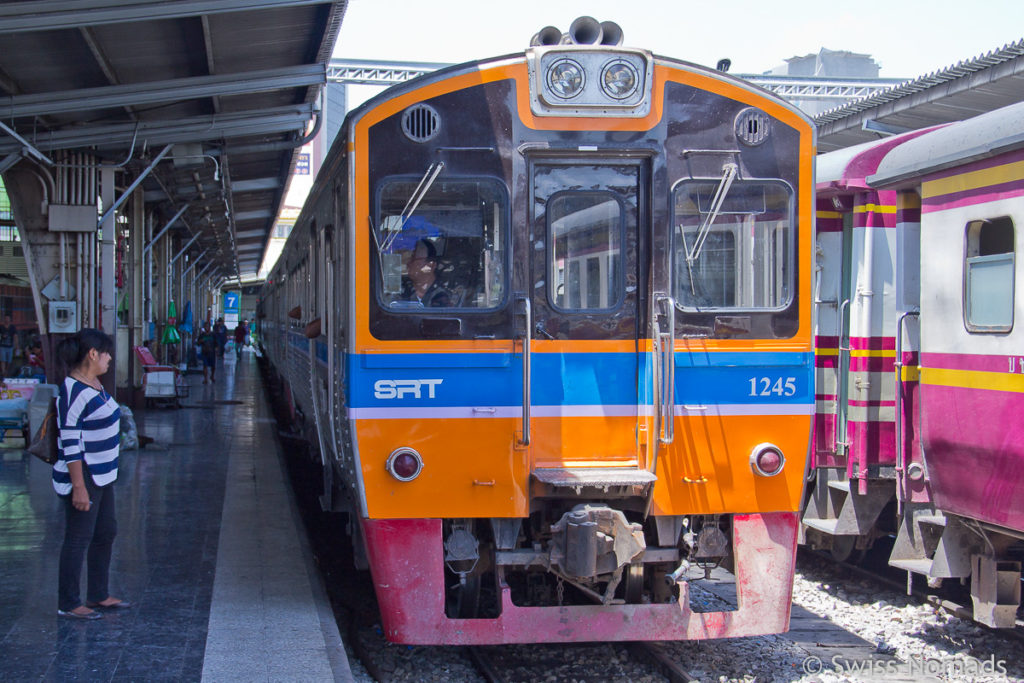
xmin=333 ymin=0 xmax=1024 ymax=106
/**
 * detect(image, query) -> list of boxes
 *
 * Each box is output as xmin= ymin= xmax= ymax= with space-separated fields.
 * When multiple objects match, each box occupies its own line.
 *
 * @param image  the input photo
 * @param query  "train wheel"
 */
xmin=624 ymin=563 xmax=644 ymax=603
xmin=830 ymin=535 xmax=863 ymax=563
xmin=451 ymin=571 xmax=482 ymax=619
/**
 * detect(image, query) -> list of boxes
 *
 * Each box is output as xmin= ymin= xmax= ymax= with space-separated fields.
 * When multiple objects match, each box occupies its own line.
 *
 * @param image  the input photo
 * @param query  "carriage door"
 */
xmin=527 ymin=161 xmax=644 ymax=468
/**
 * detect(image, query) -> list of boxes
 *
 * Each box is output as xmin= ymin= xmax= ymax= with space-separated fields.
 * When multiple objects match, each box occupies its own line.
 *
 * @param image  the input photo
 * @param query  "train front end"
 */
xmin=347 ymin=22 xmax=815 ymax=644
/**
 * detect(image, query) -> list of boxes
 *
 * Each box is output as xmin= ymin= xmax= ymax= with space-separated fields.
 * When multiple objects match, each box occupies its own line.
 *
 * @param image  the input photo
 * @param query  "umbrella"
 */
xmin=161 ymin=299 xmax=181 ymax=344
xmin=179 ymin=301 xmax=193 ymax=335
xmin=161 ymin=323 xmax=180 ymax=344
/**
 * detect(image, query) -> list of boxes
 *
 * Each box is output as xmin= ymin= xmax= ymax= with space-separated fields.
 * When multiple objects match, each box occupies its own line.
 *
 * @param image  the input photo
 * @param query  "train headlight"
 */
xmin=750 ymin=443 xmax=785 ymax=477
xmin=546 ymin=58 xmax=585 ymax=99
xmin=386 ymin=447 xmax=423 ymax=482
xmin=600 ymin=59 xmax=639 ymax=100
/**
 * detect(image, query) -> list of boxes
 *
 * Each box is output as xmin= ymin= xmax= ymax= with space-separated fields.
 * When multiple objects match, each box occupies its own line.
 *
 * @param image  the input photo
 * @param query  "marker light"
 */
xmin=750 ymin=443 xmax=785 ymax=477
xmin=547 ymin=58 xmax=585 ymax=99
xmin=386 ymin=447 xmax=423 ymax=482
xmin=600 ymin=59 xmax=639 ymax=99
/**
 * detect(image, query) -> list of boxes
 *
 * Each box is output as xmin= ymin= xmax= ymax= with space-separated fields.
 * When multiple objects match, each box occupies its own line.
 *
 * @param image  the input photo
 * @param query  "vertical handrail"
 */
xmin=650 ymin=315 xmax=662 ymax=462
xmin=516 ymin=294 xmax=532 ymax=446
xmin=894 ymin=309 xmax=919 ymax=516
xmin=657 ymin=294 xmax=676 ymax=445
xmin=834 ymin=298 xmax=851 ymax=453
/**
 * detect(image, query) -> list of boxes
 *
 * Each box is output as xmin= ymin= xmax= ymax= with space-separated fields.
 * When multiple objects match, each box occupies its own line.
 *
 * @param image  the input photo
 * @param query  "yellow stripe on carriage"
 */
xmin=921 ymin=367 xmax=1024 ymax=393
xmin=900 ymin=365 xmax=920 ymax=382
xmin=853 ymin=203 xmax=896 ymax=214
xmin=923 ymin=159 xmax=1024 ymax=198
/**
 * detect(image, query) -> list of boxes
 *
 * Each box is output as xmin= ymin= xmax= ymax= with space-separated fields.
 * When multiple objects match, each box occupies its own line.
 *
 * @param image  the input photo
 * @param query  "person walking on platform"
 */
xmin=0 ymin=315 xmax=18 ymax=376
xmin=198 ymin=322 xmax=217 ymax=383
xmin=213 ymin=318 xmax=228 ymax=358
xmin=53 ymin=328 xmax=130 ymax=620
xmin=233 ymin=320 xmax=248 ymax=359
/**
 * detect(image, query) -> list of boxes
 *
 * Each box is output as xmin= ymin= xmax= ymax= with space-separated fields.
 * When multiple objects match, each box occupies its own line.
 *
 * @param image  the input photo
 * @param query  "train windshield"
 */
xmin=375 ymin=178 xmax=507 ymax=310
xmin=671 ymin=180 xmax=793 ymax=311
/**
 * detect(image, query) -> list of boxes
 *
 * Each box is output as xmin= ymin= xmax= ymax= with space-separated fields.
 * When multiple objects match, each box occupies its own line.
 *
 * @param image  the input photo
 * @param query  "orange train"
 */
xmin=260 ymin=17 xmax=816 ymax=644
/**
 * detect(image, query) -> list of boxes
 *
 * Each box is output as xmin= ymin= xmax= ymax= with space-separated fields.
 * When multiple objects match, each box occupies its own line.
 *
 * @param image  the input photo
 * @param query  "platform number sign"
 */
xmin=223 ymin=291 xmax=240 ymax=327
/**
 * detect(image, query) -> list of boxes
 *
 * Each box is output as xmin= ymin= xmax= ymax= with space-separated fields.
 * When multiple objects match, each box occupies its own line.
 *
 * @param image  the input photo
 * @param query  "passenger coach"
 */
xmin=805 ymin=101 xmax=1024 ymax=627
xmin=261 ymin=18 xmax=816 ymax=644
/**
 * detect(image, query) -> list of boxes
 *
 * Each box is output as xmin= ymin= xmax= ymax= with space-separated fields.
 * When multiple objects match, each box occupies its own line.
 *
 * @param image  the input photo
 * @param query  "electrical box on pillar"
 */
xmin=49 ymin=301 xmax=78 ymax=333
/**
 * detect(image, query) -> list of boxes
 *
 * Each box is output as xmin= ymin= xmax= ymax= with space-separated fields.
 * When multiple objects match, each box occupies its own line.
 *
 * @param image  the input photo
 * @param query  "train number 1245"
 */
xmin=748 ymin=377 xmax=798 ymax=397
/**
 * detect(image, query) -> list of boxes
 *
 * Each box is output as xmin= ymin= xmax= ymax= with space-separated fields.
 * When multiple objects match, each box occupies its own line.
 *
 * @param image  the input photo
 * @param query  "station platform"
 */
xmin=0 ymin=352 xmax=353 ymax=681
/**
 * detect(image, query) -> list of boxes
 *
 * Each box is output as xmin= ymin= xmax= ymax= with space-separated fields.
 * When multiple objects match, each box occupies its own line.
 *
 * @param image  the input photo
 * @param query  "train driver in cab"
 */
xmin=401 ymin=238 xmax=451 ymax=308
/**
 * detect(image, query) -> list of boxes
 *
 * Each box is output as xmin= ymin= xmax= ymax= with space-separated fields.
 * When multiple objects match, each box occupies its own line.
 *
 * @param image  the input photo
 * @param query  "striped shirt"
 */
xmin=52 ymin=376 xmax=121 ymax=495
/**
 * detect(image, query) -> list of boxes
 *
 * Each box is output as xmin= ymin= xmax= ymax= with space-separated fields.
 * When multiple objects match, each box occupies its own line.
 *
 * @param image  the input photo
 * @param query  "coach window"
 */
xmin=548 ymin=191 xmax=623 ymax=311
xmin=964 ymin=216 xmax=1015 ymax=333
xmin=375 ymin=178 xmax=507 ymax=310
xmin=672 ymin=180 xmax=793 ymax=310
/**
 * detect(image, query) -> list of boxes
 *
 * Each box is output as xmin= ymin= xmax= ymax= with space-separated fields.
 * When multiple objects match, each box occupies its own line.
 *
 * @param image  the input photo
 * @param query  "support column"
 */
xmin=100 ymin=167 xmax=116 ymax=393
xmin=132 ymin=190 xmax=144 ymax=386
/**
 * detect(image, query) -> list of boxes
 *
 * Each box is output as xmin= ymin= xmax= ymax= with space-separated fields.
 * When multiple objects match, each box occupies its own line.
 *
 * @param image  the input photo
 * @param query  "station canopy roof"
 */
xmin=815 ymin=38 xmax=1024 ymax=152
xmin=0 ymin=0 xmax=348 ymax=281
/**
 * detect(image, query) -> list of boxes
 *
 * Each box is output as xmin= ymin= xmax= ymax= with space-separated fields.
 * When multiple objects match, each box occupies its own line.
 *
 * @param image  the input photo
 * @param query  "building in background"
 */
xmin=764 ymin=48 xmax=882 ymax=116
xmin=259 ymin=83 xmax=348 ymax=278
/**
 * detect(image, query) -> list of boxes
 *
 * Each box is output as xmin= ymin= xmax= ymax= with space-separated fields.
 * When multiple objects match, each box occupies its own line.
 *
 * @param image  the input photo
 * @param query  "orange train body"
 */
xmin=261 ymin=33 xmax=815 ymax=644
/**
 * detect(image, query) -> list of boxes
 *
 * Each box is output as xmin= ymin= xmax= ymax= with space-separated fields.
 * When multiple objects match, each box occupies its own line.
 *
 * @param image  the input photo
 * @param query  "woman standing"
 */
xmin=52 ymin=328 xmax=129 ymax=619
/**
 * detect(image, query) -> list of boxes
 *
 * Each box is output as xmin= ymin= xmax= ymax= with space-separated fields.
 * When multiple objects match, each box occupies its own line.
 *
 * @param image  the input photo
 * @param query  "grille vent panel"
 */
xmin=735 ymin=108 xmax=771 ymax=146
xmin=402 ymin=104 xmax=440 ymax=143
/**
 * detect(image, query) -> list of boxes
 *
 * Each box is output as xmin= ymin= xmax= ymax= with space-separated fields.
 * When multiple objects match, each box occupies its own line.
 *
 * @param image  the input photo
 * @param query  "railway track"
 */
xmin=804 ymin=548 xmax=1024 ymax=645
xmin=463 ymin=642 xmax=696 ymax=683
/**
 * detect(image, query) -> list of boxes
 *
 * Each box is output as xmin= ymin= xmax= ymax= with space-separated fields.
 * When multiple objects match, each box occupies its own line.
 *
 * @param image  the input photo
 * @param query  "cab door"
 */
xmin=526 ymin=160 xmax=646 ymax=468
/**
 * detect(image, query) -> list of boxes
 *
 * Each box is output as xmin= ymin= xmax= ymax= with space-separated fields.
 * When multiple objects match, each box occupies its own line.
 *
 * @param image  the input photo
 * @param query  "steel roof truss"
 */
xmin=0 ymin=0 xmax=334 ymax=35
xmin=0 ymin=104 xmax=314 ymax=154
xmin=1 ymin=65 xmax=326 ymax=119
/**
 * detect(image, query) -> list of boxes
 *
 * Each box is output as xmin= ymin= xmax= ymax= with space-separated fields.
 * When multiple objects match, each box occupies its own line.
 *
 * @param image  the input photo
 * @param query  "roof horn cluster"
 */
xmin=531 ymin=16 xmax=623 ymax=47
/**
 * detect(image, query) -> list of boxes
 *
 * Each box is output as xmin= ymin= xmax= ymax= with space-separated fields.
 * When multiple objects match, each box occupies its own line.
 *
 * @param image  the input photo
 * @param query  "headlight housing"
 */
xmin=546 ymin=58 xmax=586 ymax=99
xmin=529 ymin=47 xmax=653 ymax=117
xmin=600 ymin=59 xmax=639 ymax=100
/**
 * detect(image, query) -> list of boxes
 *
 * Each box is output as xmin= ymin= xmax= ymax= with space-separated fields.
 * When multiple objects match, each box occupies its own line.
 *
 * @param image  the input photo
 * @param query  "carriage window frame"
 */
xmin=373 ymin=175 xmax=511 ymax=314
xmin=964 ymin=216 xmax=1015 ymax=334
xmin=546 ymin=189 xmax=626 ymax=314
xmin=670 ymin=177 xmax=795 ymax=313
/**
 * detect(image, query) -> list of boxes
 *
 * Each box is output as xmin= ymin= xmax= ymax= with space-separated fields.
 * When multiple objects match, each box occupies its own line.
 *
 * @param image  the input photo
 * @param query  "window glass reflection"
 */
xmin=548 ymin=192 xmax=623 ymax=310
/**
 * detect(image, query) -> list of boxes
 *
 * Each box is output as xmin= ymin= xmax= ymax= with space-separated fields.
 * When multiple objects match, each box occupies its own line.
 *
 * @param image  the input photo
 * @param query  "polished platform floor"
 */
xmin=0 ymin=352 xmax=352 ymax=681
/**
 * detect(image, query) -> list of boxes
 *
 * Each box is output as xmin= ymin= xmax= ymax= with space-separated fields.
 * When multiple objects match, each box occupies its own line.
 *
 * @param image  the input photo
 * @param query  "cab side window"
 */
xmin=375 ymin=178 xmax=507 ymax=311
xmin=964 ymin=216 xmax=1015 ymax=332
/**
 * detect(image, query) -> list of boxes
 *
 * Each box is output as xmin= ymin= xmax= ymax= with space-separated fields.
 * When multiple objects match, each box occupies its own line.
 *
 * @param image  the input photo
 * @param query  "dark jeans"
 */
xmin=58 ymin=473 xmax=117 ymax=611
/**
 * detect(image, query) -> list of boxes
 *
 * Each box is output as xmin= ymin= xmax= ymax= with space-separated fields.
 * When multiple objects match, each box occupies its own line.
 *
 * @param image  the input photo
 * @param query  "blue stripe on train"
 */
xmin=346 ymin=351 xmax=813 ymax=408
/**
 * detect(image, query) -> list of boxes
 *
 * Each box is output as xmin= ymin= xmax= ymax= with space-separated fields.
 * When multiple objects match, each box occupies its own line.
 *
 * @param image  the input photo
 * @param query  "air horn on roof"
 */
xmin=530 ymin=17 xmax=624 ymax=47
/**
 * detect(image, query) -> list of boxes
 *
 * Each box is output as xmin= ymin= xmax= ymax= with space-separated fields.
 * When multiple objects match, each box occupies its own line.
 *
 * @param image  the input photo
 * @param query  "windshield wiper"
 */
xmin=686 ymin=162 xmax=737 ymax=263
xmin=380 ymin=161 xmax=445 ymax=253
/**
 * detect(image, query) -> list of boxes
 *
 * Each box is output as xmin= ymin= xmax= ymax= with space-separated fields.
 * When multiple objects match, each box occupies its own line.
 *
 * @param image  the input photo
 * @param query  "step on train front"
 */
xmin=259 ymin=17 xmax=816 ymax=644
